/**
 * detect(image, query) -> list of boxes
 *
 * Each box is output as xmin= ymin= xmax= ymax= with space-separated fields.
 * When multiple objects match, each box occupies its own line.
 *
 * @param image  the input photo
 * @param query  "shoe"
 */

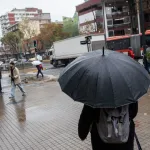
xmin=22 ymin=93 xmax=26 ymax=96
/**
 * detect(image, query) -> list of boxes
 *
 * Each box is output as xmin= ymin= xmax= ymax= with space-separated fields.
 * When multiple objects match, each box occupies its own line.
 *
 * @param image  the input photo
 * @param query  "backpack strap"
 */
xmin=107 ymin=114 xmax=113 ymax=138
xmin=135 ymin=133 xmax=142 ymax=150
xmin=119 ymin=106 xmax=128 ymax=136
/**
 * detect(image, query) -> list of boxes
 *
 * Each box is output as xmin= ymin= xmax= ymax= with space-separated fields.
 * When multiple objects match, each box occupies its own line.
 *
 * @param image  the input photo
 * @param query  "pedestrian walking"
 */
xmin=78 ymin=103 xmax=138 ymax=150
xmin=36 ymin=64 xmax=44 ymax=78
xmin=9 ymin=61 xmax=26 ymax=99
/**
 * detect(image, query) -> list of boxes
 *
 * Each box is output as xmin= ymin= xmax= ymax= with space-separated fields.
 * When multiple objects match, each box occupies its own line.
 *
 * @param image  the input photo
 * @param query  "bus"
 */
xmin=106 ymin=30 xmax=150 ymax=59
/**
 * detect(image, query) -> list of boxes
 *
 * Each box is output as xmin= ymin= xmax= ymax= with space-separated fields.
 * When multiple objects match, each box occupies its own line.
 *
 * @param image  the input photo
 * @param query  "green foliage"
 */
xmin=146 ymin=51 xmax=150 ymax=60
xmin=62 ymin=13 xmax=79 ymax=37
xmin=1 ymin=31 xmax=23 ymax=54
xmin=37 ymin=23 xmax=70 ymax=49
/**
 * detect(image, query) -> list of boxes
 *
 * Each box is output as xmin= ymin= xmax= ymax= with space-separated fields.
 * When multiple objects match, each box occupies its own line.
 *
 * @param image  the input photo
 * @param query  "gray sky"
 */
xmin=0 ymin=0 xmax=84 ymax=37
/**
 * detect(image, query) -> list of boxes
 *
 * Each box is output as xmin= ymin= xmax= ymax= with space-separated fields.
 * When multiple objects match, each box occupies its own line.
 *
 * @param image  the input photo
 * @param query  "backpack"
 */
xmin=96 ymin=105 xmax=130 ymax=144
xmin=39 ymin=64 xmax=43 ymax=70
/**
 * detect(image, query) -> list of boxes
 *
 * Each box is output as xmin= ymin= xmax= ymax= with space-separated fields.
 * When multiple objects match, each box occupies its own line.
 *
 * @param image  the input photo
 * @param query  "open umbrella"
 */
xmin=32 ymin=60 xmax=42 ymax=66
xmin=58 ymin=49 xmax=150 ymax=108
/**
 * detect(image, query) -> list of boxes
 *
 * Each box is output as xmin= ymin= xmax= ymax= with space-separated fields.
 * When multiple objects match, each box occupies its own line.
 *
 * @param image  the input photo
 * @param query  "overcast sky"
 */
xmin=0 ymin=0 xmax=84 ymax=37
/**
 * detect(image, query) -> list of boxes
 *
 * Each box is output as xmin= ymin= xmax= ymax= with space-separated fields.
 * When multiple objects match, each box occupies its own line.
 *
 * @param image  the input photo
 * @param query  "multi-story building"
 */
xmin=7 ymin=13 xmax=51 ymax=33
xmin=0 ymin=8 xmax=43 ymax=35
xmin=76 ymin=0 xmax=150 ymax=38
xmin=76 ymin=0 xmax=104 ymax=34
xmin=1 ymin=10 xmax=51 ymax=57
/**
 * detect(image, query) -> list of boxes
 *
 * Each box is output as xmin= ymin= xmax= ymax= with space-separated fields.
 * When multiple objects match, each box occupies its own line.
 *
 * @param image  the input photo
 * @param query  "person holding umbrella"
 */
xmin=78 ymin=103 xmax=138 ymax=150
xmin=32 ymin=61 xmax=44 ymax=78
xmin=58 ymin=49 xmax=150 ymax=150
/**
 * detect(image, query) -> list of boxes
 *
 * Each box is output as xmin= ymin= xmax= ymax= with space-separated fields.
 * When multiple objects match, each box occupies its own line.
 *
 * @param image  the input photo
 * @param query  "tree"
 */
xmin=37 ymin=23 xmax=70 ymax=49
xmin=63 ymin=13 xmax=79 ymax=37
xmin=0 ymin=46 xmax=10 ymax=59
xmin=19 ymin=18 xmax=40 ymax=53
xmin=1 ymin=31 xmax=23 ymax=58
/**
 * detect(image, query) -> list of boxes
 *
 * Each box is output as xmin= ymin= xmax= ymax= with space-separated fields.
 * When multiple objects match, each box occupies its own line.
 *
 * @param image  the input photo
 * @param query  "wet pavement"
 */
xmin=0 ymin=65 xmax=150 ymax=149
xmin=0 ymin=82 xmax=91 ymax=150
xmin=1 ymin=63 xmax=64 ymax=89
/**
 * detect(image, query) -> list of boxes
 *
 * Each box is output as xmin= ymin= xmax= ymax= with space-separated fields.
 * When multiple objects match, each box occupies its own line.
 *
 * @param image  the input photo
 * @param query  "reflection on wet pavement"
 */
xmin=0 ymin=96 xmax=5 ymax=120
xmin=13 ymin=97 xmax=26 ymax=130
xmin=0 ymin=81 xmax=149 ymax=150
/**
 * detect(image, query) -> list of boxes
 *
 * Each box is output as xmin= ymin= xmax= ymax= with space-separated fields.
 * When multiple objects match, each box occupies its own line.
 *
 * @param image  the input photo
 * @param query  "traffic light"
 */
xmin=33 ymin=40 xmax=37 ymax=48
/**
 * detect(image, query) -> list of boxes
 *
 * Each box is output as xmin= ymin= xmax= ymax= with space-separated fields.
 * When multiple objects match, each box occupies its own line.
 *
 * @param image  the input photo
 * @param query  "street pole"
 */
xmin=139 ymin=0 xmax=148 ymax=71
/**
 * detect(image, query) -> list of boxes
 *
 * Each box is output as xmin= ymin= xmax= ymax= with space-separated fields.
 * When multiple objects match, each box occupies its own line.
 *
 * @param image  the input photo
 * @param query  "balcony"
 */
xmin=108 ymin=23 xmax=131 ymax=31
xmin=76 ymin=0 xmax=101 ymax=12
xmin=106 ymin=12 xmax=130 ymax=19
xmin=105 ymin=1 xmax=128 ymax=7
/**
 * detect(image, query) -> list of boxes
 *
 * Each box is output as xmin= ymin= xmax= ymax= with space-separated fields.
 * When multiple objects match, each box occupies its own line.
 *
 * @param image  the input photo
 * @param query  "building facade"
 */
xmin=7 ymin=13 xmax=51 ymax=33
xmin=0 ymin=8 xmax=43 ymax=35
xmin=76 ymin=0 xmax=150 ymax=38
xmin=76 ymin=0 xmax=104 ymax=34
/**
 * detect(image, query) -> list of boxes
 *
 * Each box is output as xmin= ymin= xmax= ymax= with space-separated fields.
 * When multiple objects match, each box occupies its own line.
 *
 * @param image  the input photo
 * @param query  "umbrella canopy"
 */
xmin=0 ymin=61 xmax=3 ymax=66
xmin=32 ymin=60 xmax=42 ymax=66
xmin=58 ymin=50 xmax=150 ymax=108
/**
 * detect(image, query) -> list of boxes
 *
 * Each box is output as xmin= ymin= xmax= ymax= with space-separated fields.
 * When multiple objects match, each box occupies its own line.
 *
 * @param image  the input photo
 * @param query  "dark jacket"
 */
xmin=78 ymin=103 xmax=138 ymax=150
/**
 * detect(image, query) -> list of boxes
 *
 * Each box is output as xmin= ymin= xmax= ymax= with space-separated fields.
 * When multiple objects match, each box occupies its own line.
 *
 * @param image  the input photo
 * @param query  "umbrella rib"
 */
xmin=115 ymin=57 xmax=150 ymax=81
xmin=70 ymin=67 xmax=89 ymax=98
xmin=113 ymin=58 xmax=150 ymax=92
xmin=108 ymin=59 xmax=135 ymax=102
xmin=69 ymin=59 xmax=100 ymax=99
xmin=105 ymin=60 xmax=115 ymax=107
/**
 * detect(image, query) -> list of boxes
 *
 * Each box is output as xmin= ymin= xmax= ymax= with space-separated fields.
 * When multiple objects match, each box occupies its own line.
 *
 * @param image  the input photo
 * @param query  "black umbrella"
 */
xmin=58 ymin=49 xmax=150 ymax=108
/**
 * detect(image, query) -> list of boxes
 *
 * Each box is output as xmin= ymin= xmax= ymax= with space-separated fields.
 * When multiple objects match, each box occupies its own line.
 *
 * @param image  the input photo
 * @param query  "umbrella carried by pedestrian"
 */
xmin=32 ymin=60 xmax=42 ymax=66
xmin=58 ymin=49 xmax=150 ymax=150
xmin=58 ymin=49 xmax=150 ymax=108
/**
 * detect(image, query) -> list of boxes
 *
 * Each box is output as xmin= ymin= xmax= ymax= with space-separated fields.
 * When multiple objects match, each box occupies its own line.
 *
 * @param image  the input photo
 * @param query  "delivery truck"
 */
xmin=49 ymin=34 xmax=105 ymax=67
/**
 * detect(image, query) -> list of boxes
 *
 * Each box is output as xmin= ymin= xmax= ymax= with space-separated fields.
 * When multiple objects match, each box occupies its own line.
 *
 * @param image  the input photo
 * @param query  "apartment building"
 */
xmin=0 ymin=8 xmax=43 ymax=35
xmin=7 ymin=13 xmax=51 ymax=33
xmin=76 ymin=0 xmax=104 ymax=34
xmin=76 ymin=0 xmax=150 ymax=38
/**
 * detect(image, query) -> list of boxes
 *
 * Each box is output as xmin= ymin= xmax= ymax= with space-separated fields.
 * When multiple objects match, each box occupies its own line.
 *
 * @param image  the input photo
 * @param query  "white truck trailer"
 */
xmin=49 ymin=34 xmax=105 ymax=67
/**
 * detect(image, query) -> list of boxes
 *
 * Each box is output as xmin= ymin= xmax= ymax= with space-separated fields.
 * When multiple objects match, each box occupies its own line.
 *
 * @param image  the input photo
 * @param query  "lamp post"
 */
xmin=139 ymin=0 xmax=148 ymax=71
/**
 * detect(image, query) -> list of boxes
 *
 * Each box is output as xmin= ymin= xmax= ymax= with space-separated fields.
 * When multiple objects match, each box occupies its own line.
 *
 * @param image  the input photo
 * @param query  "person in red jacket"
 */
xmin=128 ymin=48 xmax=135 ymax=59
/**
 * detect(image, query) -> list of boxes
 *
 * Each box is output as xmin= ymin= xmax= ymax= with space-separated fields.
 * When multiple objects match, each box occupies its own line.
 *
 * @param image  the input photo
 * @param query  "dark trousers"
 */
xmin=37 ymin=69 xmax=44 ymax=78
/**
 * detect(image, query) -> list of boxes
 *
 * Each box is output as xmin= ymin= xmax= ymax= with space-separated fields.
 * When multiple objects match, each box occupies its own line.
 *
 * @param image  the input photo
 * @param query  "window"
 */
xmin=96 ymin=10 xmax=103 ymax=17
xmin=114 ymin=30 xmax=125 ymax=36
xmin=113 ymin=19 xmax=124 ymax=25
xmin=124 ymin=17 xmax=130 ymax=24
xmin=107 ymin=20 xmax=113 ymax=26
xmin=109 ymin=30 xmax=114 ymax=37
xmin=106 ymin=7 xmax=112 ymax=15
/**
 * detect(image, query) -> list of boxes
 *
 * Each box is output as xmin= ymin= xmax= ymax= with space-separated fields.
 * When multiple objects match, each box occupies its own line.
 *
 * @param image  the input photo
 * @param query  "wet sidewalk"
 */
xmin=0 ymin=82 xmax=149 ymax=150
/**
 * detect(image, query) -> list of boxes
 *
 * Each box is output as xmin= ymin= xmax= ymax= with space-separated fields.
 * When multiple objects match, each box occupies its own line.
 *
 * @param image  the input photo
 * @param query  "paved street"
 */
xmin=0 ymin=66 xmax=150 ymax=150
xmin=0 ymin=82 xmax=91 ymax=150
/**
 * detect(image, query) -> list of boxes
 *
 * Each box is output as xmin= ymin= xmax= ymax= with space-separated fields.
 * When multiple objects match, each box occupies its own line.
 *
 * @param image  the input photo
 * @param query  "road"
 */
xmin=1 ymin=63 xmax=64 ymax=89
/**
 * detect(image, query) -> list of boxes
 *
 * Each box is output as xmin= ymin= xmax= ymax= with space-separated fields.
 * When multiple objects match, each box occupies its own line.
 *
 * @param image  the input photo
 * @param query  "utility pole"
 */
xmin=139 ymin=0 xmax=148 ymax=71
